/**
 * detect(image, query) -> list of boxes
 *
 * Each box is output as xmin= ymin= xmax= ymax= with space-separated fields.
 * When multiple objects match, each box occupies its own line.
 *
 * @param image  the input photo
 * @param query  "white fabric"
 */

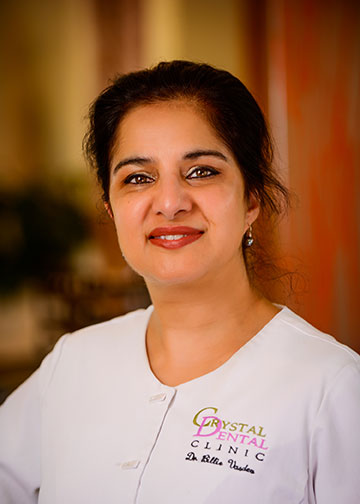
xmin=0 ymin=306 xmax=360 ymax=503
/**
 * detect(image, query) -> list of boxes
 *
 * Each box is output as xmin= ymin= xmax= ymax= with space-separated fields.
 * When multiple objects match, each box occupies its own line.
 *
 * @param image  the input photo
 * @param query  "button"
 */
xmin=149 ymin=393 xmax=167 ymax=403
xmin=121 ymin=460 xmax=140 ymax=470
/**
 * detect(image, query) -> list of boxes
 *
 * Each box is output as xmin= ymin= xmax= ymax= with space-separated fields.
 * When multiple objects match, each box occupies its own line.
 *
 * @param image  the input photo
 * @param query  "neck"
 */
xmin=146 ymin=257 xmax=257 ymax=333
xmin=144 ymin=257 xmax=278 ymax=386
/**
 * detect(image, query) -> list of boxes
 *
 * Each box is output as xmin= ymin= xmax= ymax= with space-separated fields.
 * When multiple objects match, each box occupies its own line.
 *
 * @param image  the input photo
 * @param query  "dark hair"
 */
xmin=84 ymin=60 xmax=290 ymax=298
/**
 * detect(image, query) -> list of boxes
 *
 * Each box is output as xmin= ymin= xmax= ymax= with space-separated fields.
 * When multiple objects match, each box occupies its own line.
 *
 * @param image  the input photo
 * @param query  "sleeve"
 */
xmin=308 ymin=360 xmax=360 ymax=504
xmin=0 ymin=335 xmax=68 ymax=504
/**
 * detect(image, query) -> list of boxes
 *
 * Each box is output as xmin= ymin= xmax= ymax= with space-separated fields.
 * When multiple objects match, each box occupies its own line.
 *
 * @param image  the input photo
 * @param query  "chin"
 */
xmin=130 ymin=260 xmax=209 ymax=288
xmin=146 ymin=270 xmax=204 ymax=287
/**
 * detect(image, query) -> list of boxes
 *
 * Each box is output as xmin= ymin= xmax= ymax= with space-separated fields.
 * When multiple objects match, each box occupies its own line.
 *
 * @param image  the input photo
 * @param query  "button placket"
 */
xmin=134 ymin=388 xmax=176 ymax=502
xmin=118 ymin=388 xmax=175 ymax=477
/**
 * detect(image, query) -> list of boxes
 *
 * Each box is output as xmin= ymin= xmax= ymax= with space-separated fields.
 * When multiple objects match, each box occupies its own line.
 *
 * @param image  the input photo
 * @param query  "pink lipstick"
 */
xmin=148 ymin=226 xmax=204 ymax=249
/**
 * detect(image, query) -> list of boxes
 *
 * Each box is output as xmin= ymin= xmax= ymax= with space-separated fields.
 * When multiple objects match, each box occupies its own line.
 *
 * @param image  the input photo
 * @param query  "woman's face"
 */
xmin=108 ymin=101 xmax=259 ymax=286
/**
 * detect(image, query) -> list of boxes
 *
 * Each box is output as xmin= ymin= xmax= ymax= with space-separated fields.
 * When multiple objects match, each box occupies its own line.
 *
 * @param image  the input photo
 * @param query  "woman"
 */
xmin=0 ymin=61 xmax=359 ymax=503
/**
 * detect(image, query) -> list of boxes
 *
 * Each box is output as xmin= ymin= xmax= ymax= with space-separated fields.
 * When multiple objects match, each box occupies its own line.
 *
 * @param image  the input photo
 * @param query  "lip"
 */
xmin=148 ymin=226 xmax=204 ymax=249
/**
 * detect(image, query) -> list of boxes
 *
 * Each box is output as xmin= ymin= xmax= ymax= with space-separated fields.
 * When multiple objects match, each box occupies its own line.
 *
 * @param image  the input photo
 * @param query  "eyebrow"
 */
xmin=112 ymin=156 xmax=153 ymax=175
xmin=183 ymin=149 xmax=228 ymax=162
xmin=112 ymin=149 xmax=228 ymax=175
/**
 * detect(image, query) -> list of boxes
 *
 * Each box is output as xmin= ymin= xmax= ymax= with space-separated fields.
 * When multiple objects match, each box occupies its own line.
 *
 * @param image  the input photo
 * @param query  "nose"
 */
xmin=151 ymin=175 xmax=192 ymax=220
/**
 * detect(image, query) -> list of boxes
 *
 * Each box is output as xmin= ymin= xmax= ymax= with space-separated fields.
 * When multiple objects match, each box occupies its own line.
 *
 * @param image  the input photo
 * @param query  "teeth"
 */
xmin=157 ymin=234 xmax=187 ymax=240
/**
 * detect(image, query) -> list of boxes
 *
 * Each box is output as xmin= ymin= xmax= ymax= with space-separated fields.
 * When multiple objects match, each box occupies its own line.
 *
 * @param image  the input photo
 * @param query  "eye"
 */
xmin=124 ymin=173 xmax=155 ymax=185
xmin=186 ymin=166 xmax=220 ymax=180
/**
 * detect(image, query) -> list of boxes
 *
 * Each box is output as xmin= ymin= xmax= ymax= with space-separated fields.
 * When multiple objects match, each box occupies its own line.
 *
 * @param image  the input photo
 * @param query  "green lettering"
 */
xmin=193 ymin=406 xmax=218 ymax=427
xmin=237 ymin=423 xmax=248 ymax=432
xmin=247 ymin=426 xmax=257 ymax=435
xmin=257 ymin=426 xmax=266 ymax=438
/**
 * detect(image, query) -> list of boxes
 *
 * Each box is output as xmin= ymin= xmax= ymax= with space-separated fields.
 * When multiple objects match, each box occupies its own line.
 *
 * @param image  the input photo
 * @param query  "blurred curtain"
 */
xmin=264 ymin=0 xmax=360 ymax=350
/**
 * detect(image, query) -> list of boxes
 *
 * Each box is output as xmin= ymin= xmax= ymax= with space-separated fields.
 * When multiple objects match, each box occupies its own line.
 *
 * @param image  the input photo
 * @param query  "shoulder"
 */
xmin=65 ymin=305 xmax=153 ymax=346
xmin=37 ymin=306 xmax=153 ymax=395
xmin=279 ymin=307 xmax=359 ymax=364
xmin=260 ymin=307 xmax=360 ymax=384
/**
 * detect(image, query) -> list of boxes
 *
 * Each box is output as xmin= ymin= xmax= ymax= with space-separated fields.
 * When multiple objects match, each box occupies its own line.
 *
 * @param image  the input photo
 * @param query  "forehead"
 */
xmin=113 ymin=100 xmax=228 ymax=155
xmin=123 ymin=99 xmax=210 ymax=125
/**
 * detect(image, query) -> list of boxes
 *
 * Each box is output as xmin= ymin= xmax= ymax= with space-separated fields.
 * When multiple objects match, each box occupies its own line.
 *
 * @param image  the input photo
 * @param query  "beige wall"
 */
xmin=0 ymin=0 xmax=99 ymax=188
xmin=141 ymin=0 xmax=247 ymax=78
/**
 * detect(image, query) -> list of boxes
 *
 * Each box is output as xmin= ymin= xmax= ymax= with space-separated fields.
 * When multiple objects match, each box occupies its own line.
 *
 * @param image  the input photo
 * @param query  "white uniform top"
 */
xmin=0 ymin=306 xmax=360 ymax=504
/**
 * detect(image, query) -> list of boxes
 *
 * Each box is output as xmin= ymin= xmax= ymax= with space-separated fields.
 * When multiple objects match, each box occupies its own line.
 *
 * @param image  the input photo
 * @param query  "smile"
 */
xmin=148 ymin=227 xmax=204 ymax=249
xmin=157 ymin=234 xmax=187 ymax=240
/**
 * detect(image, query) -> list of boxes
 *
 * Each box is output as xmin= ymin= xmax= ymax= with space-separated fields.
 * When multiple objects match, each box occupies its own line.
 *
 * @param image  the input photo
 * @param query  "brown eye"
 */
xmin=124 ymin=173 xmax=155 ymax=185
xmin=186 ymin=166 xmax=220 ymax=179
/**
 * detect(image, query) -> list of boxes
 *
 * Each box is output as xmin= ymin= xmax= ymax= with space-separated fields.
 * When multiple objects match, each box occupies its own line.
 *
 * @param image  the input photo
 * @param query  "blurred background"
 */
xmin=0 ymin=0 xmax=359 ymax=402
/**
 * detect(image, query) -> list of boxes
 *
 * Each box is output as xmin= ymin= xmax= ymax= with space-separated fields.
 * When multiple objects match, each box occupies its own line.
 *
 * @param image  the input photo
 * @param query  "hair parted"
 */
xmin=83 ymin=60 xmax=291 ymax=299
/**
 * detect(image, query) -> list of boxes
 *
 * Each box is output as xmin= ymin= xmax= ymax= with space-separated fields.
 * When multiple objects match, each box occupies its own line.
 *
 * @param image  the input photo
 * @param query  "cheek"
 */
xmin=204 ymin=188 xmax=247 ymax=250
xmin=202 ymin=185 xmax=246 ymax=222
xmin=111 ymin=196 xmax=149 ymax=242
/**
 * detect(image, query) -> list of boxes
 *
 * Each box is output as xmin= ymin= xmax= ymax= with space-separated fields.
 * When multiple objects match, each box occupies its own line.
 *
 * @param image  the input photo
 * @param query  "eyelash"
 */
xmin=186 ymin=166 xmax=220 ymax=179
xmin=124 ymin=173 xmax=155 ymax=185
xmin=123 ymin=166 xmax=220 ymax=185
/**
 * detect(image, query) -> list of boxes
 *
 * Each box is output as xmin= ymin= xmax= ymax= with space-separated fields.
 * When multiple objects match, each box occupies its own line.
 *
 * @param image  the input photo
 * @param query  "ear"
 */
xmin=104 ymin=201 xmax=114 ymax=220
xmin=245 ymin=193 xmax=260 ymax=227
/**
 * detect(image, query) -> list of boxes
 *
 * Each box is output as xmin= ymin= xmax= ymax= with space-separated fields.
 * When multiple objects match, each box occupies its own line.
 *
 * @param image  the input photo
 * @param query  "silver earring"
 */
xmin=244 ymin=224 xmax=254 ymax=247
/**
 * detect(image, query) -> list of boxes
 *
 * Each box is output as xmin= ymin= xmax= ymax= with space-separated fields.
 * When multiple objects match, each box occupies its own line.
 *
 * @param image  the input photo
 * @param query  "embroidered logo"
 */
xmin=185 ymin=406 xmax=270 ymax=474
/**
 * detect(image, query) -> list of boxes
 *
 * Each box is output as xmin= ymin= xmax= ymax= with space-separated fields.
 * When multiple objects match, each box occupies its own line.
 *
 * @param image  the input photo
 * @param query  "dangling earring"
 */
xmin=244 ymin=224 xmax=254 ymax=247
